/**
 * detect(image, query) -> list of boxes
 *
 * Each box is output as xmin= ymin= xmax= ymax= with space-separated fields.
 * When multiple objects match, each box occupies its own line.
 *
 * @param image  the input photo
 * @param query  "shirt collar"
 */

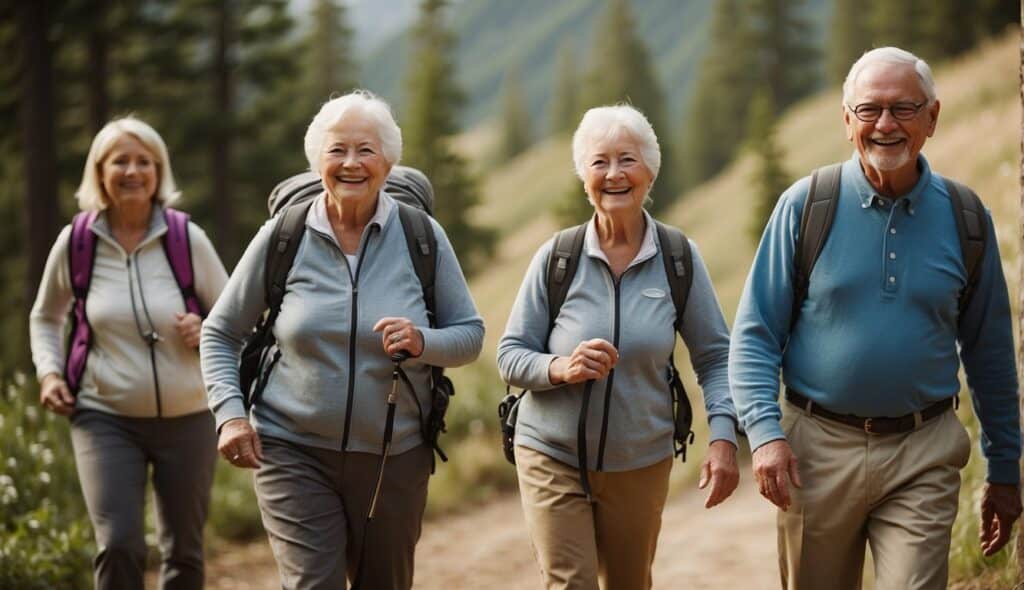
xmin=92 ymin=202 xmax=167 ymax=243
xmin=584 ymin=209 xmax=659 ymax=269
xmin=309 ymin=189 xmax=395 ymax=245
xmin=847 ymin=152 xmax=931 ymax=215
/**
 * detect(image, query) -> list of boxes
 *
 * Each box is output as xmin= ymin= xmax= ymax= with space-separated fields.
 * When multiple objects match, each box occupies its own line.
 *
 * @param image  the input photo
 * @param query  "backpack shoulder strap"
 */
xmin=161 ymin=208 xmax=204 ymax=317
xmin=396 ymin=202 xmax=438 ymax=327
xmin=653 ymin=220 xmax=693 ymax=330
xmin=943 ymin=178 xmax=987 ymax=315
xmin=546 ymin=224 xmax=587 ymax=333
xmin=265 ymin=200 xmax=314 ymax=316
xmin=69 ymin=211 xmax=100 ymax=297
xmin=65 ymin=211 xmax=100 ymax=394
xmin=792 ymin=163 xmax=842 ymax=329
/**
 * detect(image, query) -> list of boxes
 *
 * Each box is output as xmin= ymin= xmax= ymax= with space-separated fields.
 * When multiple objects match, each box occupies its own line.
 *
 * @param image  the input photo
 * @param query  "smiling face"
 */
xmin=318 ymin=113 xmax=392 ymax=206
xmin=100 ymin=134 xmax=159 ymax=209
xmin=844 ymin=62 xmax=939 ymax=180
xmin=580 ymin=130 xmax=653 ymax=220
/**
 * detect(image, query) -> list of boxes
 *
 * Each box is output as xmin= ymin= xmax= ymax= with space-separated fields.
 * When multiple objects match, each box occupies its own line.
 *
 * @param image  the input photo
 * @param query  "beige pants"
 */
xmin=778 ymin=404 xmax=971 ymax=590
xmin=515 ymin=445 xmax=673 ymax=590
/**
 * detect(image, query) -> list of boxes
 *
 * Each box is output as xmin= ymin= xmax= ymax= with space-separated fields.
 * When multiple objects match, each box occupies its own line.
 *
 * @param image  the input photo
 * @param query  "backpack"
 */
xmin=64 ymin=207 xmax=203 ymax=394
xmin=792 ymin=164 xmax=988 ymax=329
xmin=237 ymin=166 xmax=454 ymax=466
xmin=498 ymin=218 xmax=698 ymax=501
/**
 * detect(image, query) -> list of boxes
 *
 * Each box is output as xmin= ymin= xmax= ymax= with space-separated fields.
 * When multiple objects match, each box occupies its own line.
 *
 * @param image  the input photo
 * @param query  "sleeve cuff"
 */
xmin=213 ymin=397 xmax=248 ymax=433
xmin=987 ymin=460 xmax=1021 ymax=486
xmin=708 ymin=415 xmax=739 ymax=448
xmin=746 ymin=417 xmax=786 ymax=452
xmin=36 ymin=365 xmax=63 ymax=384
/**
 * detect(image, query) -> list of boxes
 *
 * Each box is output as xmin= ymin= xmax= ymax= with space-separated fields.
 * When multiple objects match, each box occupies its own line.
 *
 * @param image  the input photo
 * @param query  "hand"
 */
xmin=548 ymin=339 xmax=618 ymax=384
xmin=373 ymin=317 xmax=424 ymax=358
xmin=980 ymin=482 xmax=1022 ymax=556
xmin=39 ymin=373 xmax=75 ymax=416
xmin=174 ymin=312 xmax=203 ymax=348
xmin=218 ymin=418 xmax=263 ymax=469
xmin=752 ymin=439 xmax=802 ymax=511
xmin=698 ymin=439 xmax=740 ymax=508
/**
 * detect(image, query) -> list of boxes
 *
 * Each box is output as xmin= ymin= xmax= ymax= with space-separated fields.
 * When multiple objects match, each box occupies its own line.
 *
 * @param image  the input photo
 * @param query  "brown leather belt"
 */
xmin=785 ymin=388 xmax=955 ymax=435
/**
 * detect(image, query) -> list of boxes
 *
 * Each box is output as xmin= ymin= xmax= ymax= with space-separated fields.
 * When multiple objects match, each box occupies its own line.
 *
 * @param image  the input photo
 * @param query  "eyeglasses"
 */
xmin=846 ymin=101 xmax=928 ymax=122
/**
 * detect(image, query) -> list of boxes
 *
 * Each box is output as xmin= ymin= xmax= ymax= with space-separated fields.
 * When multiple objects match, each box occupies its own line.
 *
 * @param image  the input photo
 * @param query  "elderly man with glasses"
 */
xmin=730 ymin=46 xmax=1021 ymax=589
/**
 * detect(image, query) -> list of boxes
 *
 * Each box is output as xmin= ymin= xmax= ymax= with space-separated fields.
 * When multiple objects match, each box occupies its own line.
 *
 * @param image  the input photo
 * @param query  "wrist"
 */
xmin=548 ymin=357 xmax=567 ymax=385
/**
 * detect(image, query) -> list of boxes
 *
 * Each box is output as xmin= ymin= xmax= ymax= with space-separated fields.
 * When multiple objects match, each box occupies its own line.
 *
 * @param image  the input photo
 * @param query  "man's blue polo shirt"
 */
xmin=730 ymin=153 xmax=1020 ymax=484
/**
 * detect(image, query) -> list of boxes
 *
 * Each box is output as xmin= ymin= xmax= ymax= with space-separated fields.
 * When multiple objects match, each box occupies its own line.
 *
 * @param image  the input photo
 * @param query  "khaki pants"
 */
xmin=515 ymin=445 xmax=672 ymax=590
xmin=778 ymin=404 xmax=971 ymax=590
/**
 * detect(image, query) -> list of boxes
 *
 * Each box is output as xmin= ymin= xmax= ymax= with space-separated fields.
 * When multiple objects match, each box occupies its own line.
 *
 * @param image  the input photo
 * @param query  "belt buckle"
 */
xmin=863 ymin=418 xmax=876 ymax=435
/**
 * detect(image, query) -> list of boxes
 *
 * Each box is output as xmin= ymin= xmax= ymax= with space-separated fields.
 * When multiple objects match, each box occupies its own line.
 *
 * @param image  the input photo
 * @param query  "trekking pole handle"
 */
xmin=388 ymin=352 xmax=409 ymax=404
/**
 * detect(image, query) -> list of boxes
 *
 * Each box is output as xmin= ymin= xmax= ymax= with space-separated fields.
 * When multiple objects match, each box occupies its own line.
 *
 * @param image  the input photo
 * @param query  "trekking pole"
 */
xmin=577 ymin=380 xmax=595 ymax=504
xmin=353 ymin=351 xmax=409 ymax=590
xmin=368 ymin=351 xmax=409 ymax=519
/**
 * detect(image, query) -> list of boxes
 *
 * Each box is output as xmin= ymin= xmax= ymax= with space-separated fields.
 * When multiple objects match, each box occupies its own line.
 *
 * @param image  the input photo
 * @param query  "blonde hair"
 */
xmin=75 ymin=116 xmax=181 ymax=211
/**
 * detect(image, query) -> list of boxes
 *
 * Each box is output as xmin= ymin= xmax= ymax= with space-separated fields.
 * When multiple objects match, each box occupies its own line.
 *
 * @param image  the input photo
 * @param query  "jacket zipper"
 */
xmin=127 ymin=256 xmax=163 ymax=417
xmin=339 ymin=227 xmax=378 ymax=452
xmin=594 ymin=262 xmax=634 ymax=471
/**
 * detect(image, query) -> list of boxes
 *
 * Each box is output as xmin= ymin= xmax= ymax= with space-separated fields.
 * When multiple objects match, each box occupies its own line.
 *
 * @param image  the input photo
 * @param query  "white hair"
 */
xmin=303 ymin=89 xmax=402 ymax=172
xmin=572 ymin=105 xmax=661 ymax=206
xmin=842 ymin=47 xmax=937 ymax=106
xmin=75 ymin=116 xmax=181 ymax=212
xmin=572 ymin=104 xmax=661 ymax=181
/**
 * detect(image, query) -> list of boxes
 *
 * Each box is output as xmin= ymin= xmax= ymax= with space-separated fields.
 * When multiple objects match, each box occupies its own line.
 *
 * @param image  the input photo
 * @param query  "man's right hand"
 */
xmin=218 ymin=418 xmax=264 ymax=469
xmin=752 ymin=439 xmax=802 ymax=511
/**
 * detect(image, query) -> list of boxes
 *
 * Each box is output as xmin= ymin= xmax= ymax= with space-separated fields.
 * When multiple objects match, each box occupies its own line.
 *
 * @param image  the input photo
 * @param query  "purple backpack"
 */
xmin=64 ymin=208 xmax=203 ymax=394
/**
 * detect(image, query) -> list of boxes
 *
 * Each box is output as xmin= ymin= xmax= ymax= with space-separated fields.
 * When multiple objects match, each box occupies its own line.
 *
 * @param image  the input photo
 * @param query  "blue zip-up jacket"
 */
xmin=498 ymin=212 xmax=737 ymax=471
xmin=730 ymin=154 xmax=1020 ymax=484
xmin=201 ymin=192 xmax=484 ymax=456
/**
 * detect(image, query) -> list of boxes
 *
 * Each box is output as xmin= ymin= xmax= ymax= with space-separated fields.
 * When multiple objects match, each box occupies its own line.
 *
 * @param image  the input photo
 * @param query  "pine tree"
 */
xmin=747 ymin=0 xmax=820 ymax=111
xmin=578 ymin=0 xmax=678 ymax=213
xmin=746 ymin=87 xmax=790 ymax=245
xmin=680 ymin=0 xmax=755 ymax=188
xmin=402 ymin=0 xmax=494 ymax=275
xmin=548 ymin=40 xmax=579 ymax=135
xmin=499 ymin=64 xmax=531 ymax=160
xmin=303 ymin=0 xmax=357 ymax=103
xmin=868 ymin=0 xmax=925 ymax=55
xmin=827 ymin=0 xmax=872 ymax=85
xmin=552 ymin=177 xmax=592 ymax=228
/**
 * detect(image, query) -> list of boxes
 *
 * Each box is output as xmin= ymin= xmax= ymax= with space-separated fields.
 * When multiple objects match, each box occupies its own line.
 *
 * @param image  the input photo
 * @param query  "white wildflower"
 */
xmin=38 ymin=472 xmax=50 ymax=484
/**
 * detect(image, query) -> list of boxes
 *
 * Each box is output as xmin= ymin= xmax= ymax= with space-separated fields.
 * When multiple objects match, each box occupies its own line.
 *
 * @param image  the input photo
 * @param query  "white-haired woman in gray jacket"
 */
xmin=201 ymin=90 xmax=484 ymax=590
xmin=498 ymin=104 xmax=739 ymax=590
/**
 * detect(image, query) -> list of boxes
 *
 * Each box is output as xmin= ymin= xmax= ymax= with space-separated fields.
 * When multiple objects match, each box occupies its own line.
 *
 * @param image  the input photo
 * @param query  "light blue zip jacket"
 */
xmin=497 ymin=212 xmax=737 ymax=472
xmin=201 ymin=192 xmax=484 ymax=455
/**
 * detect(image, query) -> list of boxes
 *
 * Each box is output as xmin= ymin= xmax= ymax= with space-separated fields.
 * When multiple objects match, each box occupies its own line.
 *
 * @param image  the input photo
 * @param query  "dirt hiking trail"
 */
xmin=200 ymin=479 xmax=778 ymax=589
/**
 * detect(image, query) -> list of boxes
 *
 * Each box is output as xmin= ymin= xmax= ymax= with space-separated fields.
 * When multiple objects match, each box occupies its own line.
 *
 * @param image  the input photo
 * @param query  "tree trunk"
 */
xmin=87 ymin=0 xmax=109 ymax=133
xmin=16 ymin=0 xmax=60 ymax=310
xmin=212 ymin=0 xmax=236 ymax=263
xmin=1017 ymin=0 xmax=1024 ymax=577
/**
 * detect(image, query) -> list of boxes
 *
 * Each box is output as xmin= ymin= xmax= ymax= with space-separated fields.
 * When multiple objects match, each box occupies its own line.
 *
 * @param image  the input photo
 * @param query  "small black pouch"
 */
xmin=497 ymin=385 xmax=524 ymax=465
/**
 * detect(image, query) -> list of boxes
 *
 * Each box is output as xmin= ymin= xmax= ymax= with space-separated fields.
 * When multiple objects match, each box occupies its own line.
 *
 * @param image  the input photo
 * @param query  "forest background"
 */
xmin=1 ymin=0 xmax=1021 ymax=587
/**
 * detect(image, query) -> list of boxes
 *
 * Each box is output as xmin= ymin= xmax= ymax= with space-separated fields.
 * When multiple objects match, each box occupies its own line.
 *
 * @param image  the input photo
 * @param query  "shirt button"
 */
xmin=890 ymin=228 xmax=897 ymax=234
xmin=889 ymin=252 xmax=896 ymax=260
xmin=889 ymin=276 xmax=896 ymax=283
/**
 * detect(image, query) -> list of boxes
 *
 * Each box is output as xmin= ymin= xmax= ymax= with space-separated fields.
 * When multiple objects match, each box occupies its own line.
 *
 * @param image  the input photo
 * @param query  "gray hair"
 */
xmin=572 ymin=105 xmax=661 ymax=205
xmin=303 ymin=89 xmax=402 ymax=172
xmin=842 ymin=47 xmax=937 ymax=106
xmin=75 ymin=116 xmax=181 ymax=212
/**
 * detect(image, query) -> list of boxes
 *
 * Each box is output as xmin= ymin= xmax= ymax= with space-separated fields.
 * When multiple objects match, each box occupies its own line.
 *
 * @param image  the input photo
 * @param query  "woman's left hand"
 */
xmin=373 ymin=317 xmax=424 ymax=358
xmin=698 ymin=439 xmax=740 ymax=509
xmin=174 ymin=312 xmax=202 ymax=348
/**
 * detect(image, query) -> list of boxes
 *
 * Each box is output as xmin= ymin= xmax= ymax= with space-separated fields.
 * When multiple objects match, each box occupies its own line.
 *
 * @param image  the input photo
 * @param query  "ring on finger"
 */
xmin=390 ymin=333 xmax=401 ymax=343
xmin=231 ymin=453 xmax=240 ymax=461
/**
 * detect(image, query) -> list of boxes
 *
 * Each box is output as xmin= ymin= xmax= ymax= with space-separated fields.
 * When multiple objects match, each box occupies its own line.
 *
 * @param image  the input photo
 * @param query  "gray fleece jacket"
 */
xmin=497 ymin=213 xmax=737 ymax=472
xmin=201 ymin=192 xmax=484 ymax=455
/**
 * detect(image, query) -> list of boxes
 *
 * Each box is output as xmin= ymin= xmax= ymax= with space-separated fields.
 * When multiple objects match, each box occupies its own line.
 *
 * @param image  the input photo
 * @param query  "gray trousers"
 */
xmin=254 ymin=436 xmax=432 ymax=590
xmin=70 ymin=409 xmax=217 ymax=590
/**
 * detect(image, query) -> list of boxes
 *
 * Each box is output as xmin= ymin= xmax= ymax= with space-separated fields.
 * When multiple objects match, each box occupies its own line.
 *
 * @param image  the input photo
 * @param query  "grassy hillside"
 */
xmin=363 ymin=0 xmax=829 ymax=126
xmin=437 ymin=30 xmax=1020 ymax=584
